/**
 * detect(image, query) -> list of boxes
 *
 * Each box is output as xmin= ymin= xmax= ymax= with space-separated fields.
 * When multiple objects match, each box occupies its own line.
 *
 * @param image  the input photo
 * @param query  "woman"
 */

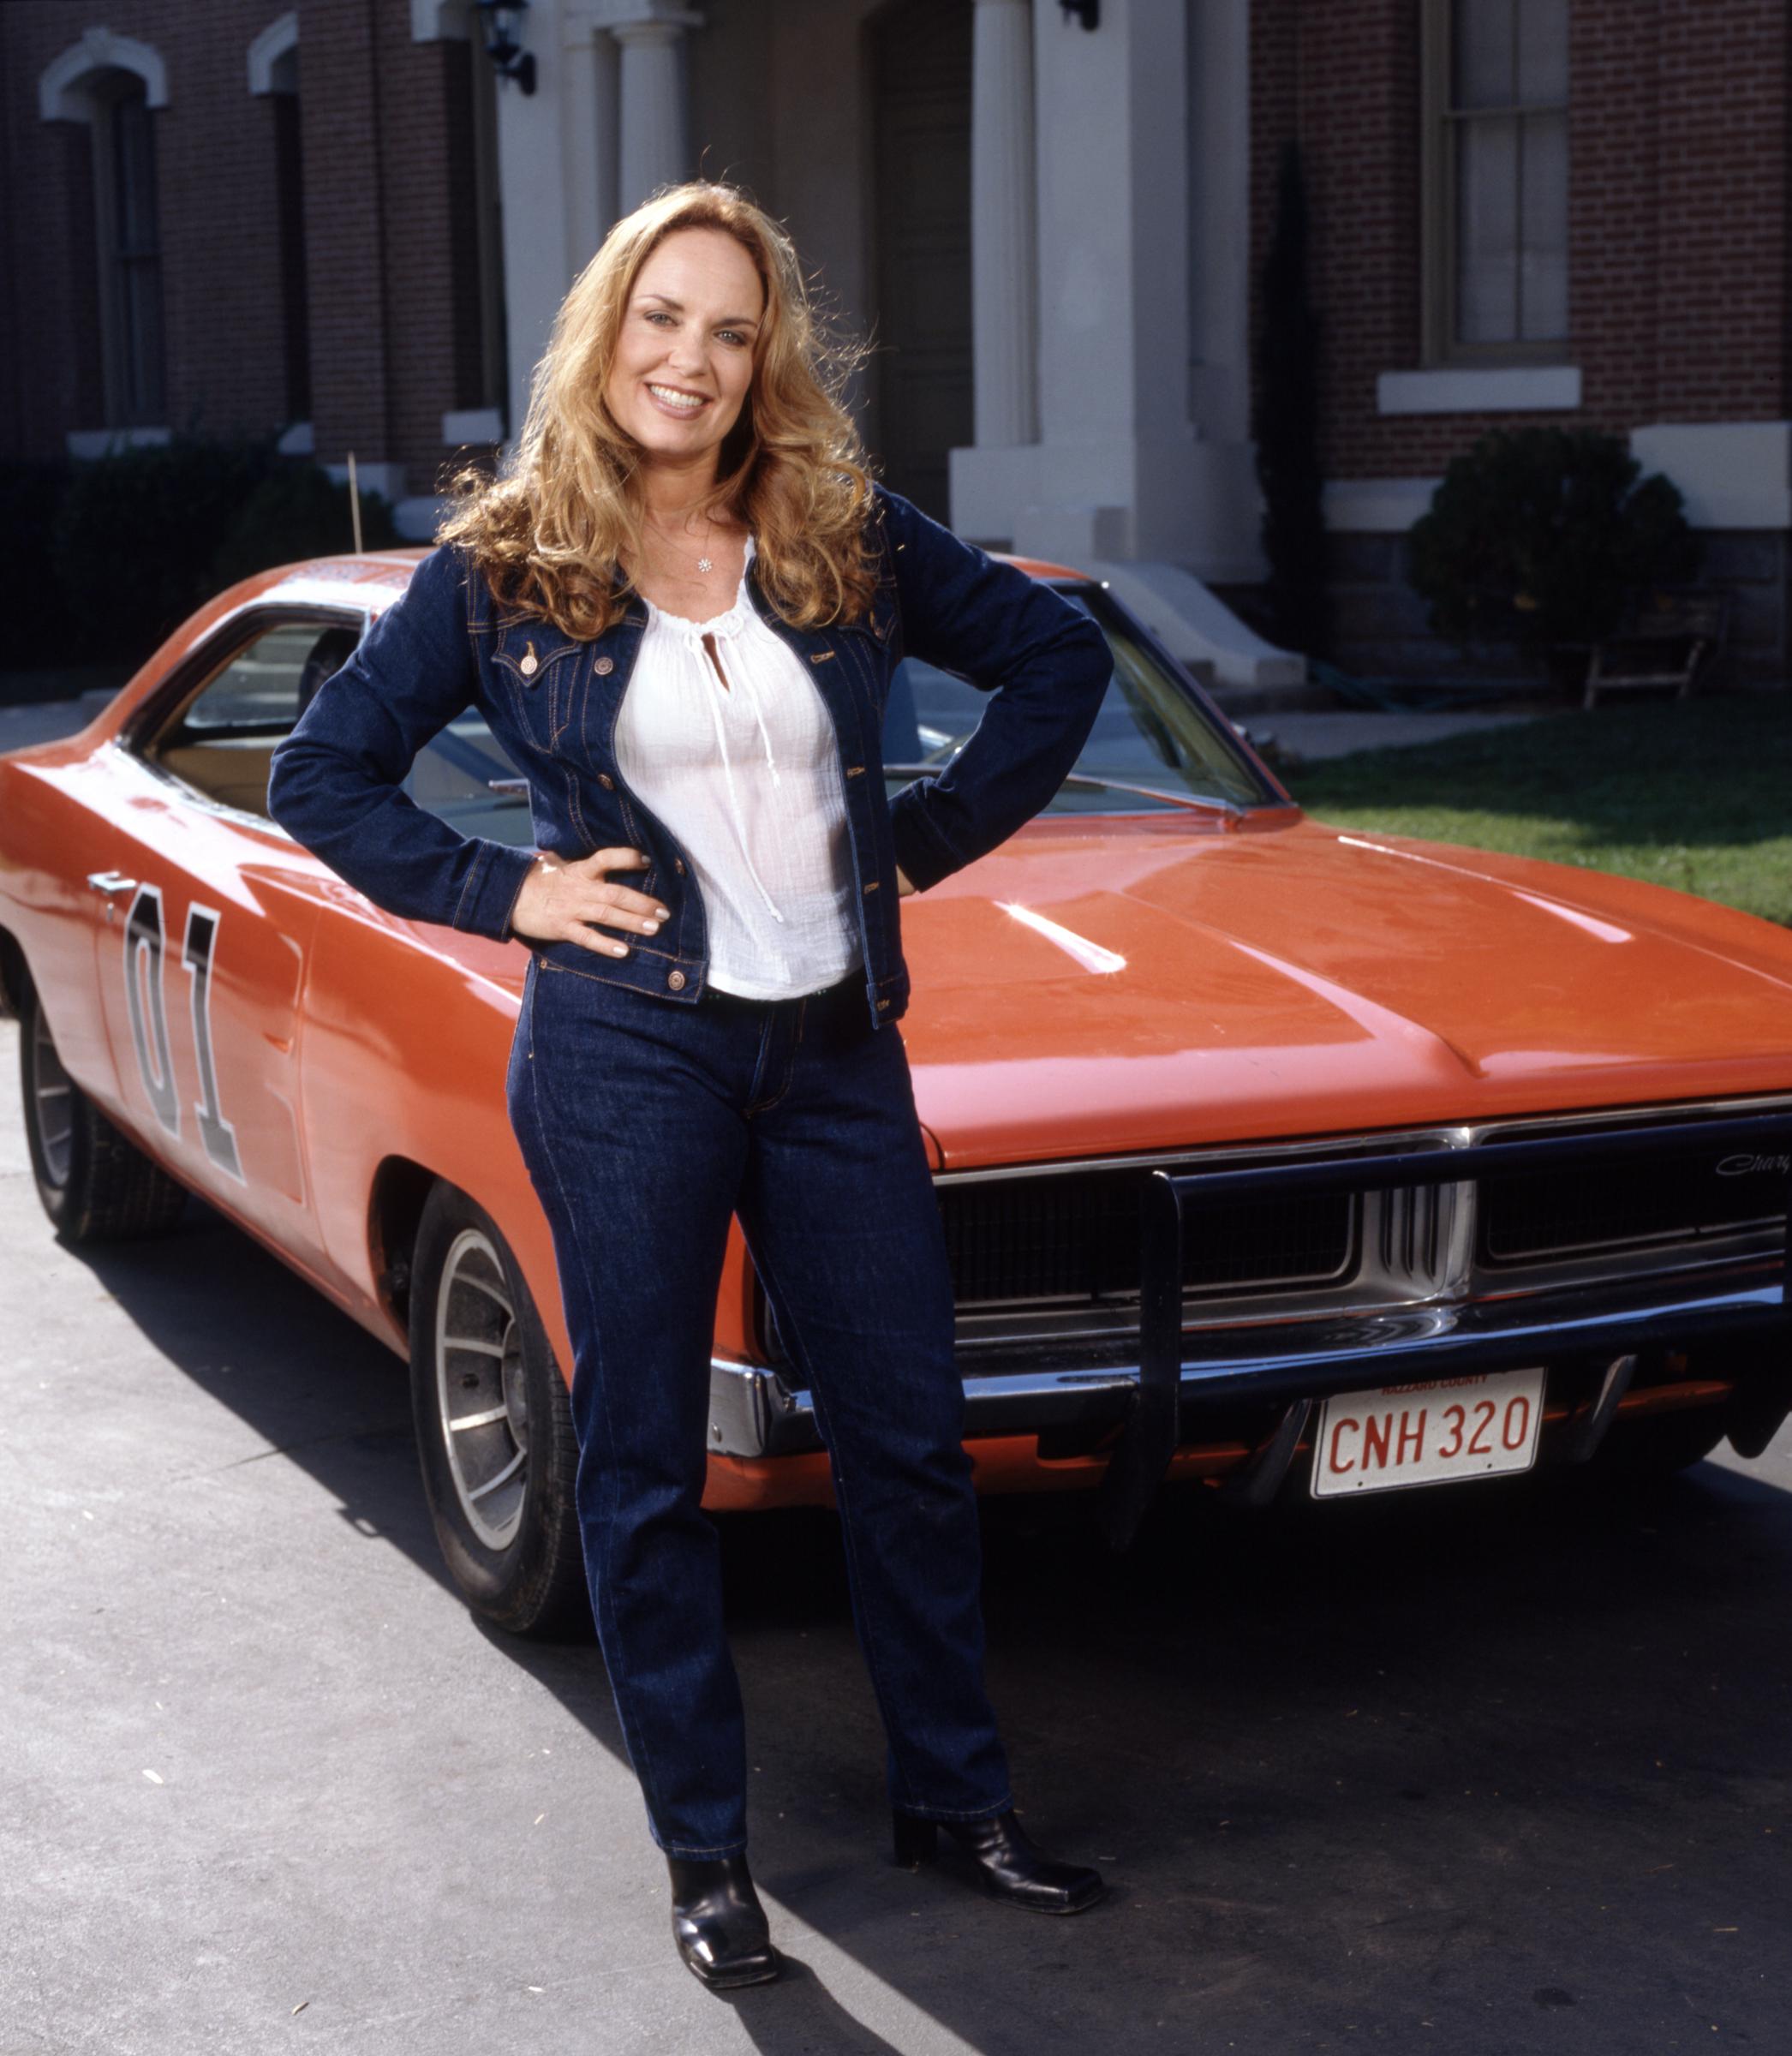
xmin=266 ymin=182 xmax=1114 ymax=1989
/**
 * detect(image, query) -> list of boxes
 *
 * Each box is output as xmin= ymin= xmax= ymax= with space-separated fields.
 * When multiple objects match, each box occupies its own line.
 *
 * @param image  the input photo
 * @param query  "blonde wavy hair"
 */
xmin=438 ymin=182 xmax=881 ymax=637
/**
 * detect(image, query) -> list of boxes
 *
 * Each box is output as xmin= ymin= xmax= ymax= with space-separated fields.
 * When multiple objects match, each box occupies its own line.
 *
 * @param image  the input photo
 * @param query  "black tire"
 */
xmin=18 ymin=977 xmax=188 ymax=1244
xmin=408 ymin=1180 xmax=591 ymax=1641
xmin=1595 ymin=1406 xmax=1729 ymax=1479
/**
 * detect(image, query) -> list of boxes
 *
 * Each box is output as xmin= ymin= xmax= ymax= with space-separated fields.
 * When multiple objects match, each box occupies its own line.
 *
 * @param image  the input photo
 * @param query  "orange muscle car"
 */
xmin=5 ymin=547 xmax=1790 ymax=1639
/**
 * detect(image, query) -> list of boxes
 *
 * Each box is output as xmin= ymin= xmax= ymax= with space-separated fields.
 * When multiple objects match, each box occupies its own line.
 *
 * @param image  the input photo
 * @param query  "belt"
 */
xmin=700 ymin=964 xmax=863 ymax=1013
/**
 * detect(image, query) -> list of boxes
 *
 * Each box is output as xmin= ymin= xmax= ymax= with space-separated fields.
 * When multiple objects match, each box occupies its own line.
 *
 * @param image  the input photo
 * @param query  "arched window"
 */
xmin=101 ymin=81 xmax=166 ymax=425
xmin=39 ymin=31 xmax=170 ymax=431
xmin=250 ymin=14 xmax=310 ymax=427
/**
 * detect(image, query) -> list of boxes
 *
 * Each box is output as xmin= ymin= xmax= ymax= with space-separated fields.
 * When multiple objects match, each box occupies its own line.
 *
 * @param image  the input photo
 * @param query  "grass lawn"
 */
xmin=1282 ymin=694 xmax=1792 ymax=929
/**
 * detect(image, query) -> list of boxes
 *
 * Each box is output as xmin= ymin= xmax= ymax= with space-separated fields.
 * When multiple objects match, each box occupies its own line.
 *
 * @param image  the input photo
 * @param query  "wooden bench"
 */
xmin=1579 ymin=589 xmax=1729 ymax=710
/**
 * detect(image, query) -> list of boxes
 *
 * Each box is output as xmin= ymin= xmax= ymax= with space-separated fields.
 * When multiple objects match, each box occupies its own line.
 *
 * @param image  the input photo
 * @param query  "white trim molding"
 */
xmin=411 ymin=0 xmax=471 ymax=41
xmin=324 ymin=459 xmax=408 ymax=503
xmin=248 ymin=12 xmax=299 ymax=94
xmin=1377 ymin=365 xmax=1582 ymax=416
xmin=39 ymin=27 xmax=170 ymax=120
xmin=1325 ymin=425 xmax=1792 ymax=535
xmin=442 ymin=407 xmax=505 ymax=445
xmin=68 ymin=426 xmax=171 ymax=458
xmin=1630 ymin=421 xmax=1792 ymax=531
xmin=394 ymin=493 xmax=451 ymax=542
xmin=1323 ymin=477 xmax=1445 ymax=533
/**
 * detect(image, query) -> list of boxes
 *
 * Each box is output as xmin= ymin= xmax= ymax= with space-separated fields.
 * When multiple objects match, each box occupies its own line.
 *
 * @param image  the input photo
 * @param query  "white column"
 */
xmin=562 ymin=17 xmax=618 ymax=268
xmin=971 ymin=0 xmax=1038 ymax=448
xmin=496 ymin=0 xmax=576 ymax=442
xmin=614 ymin=18 xmax=692 ymax=213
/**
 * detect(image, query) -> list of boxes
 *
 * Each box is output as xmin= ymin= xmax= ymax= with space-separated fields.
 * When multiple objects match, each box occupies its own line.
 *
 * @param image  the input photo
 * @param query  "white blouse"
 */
xmin=613 ymin=536 xmax=865 ymax=1000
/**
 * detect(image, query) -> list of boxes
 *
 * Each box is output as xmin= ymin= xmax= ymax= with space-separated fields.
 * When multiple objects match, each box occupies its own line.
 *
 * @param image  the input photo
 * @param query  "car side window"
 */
xmin=140 ymin=618 xmax=364 ymax=821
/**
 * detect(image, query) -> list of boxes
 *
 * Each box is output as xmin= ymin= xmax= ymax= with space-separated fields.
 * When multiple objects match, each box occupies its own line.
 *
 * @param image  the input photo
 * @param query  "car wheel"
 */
xmin=408 ymin=1180 xmax=591 ymax=1641
xmin=18 ymin=977 xmax=188 ymax=1243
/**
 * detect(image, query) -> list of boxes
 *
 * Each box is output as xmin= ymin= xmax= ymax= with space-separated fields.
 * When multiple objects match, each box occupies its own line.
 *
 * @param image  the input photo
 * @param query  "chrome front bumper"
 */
xmin=707 ymin=1109 xmax=1792 ymax=1544
xmin=709 ymin=1272 xmax=1791 ymax=1461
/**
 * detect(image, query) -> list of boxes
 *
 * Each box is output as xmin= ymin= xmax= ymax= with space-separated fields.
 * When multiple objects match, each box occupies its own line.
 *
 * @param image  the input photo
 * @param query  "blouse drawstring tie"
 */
xmin=658 ymin=542 xmax=787 ymax=924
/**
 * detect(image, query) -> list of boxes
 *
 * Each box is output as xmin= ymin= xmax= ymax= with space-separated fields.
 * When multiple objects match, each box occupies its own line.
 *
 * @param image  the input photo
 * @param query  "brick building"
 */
xmin=0 ymin=3 xmax=507 ymax=511
xmin=3 ymin=1 xmax=1788 ymax=689
xmin=1257 ymin=0 xmax=1792 ymax=683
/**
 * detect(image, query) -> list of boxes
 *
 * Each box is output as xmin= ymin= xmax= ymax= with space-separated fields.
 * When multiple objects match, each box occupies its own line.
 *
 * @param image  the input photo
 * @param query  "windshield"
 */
xmin=886 ymin=583 xmax=1269 ymax=814
xmin=406 ymin=580 xmax=1271 ymax=843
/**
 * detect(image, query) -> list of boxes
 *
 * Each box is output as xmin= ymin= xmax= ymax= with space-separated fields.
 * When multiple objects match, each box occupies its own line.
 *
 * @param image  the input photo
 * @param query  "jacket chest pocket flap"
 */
xmin=490 ymin=622 xmax=590 ymax=744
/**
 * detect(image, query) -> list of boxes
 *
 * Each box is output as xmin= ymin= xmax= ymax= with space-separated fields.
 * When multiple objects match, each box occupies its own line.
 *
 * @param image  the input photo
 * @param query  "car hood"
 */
xmin=893 ymin=815 xmax=1792 ymax=1167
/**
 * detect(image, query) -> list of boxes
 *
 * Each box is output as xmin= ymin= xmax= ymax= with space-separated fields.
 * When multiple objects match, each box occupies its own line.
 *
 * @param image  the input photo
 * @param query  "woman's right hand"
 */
xmin=508 ymin=847 xmax=670 ymax=957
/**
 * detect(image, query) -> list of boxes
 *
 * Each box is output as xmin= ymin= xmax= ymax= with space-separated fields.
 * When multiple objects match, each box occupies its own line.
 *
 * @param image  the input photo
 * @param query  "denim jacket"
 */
xmin=266 ymin=481 xmax=1113 ymax=1031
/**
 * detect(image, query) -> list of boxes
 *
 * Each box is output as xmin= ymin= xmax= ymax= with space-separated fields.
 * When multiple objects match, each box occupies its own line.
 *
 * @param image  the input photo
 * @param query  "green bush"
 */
xmin=209 ymin=462 xmax=397 ymax=589
xmin=49 ymin=433 xmax=278 ymax=660
xmin=33 ymin=438 xmax=402 ymax=665
xmin=0 ymin=457 xmax=76 ymax=667
xmin=1407 ymin=427 xmax=1701 ymax=657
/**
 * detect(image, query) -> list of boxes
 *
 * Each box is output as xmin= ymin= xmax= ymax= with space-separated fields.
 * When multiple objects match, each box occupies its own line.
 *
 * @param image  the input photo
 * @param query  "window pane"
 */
xmin=1516 ymin=0 xmax=1568 ymax=105
xmin=121 ymin=260 xmax=165 ymax=419
xmin=179 ymin=625 xmax=349 ymax=732
xmin=1457 ymin=116 xmax=1520 ymax=343
xmin=410 ymin=711 xmax=534 ymax=845
xmin=883 ymin=588 xmax=1267 ymax=816
xmin=1453 ymin=0 xmax=1514 ymax=110
xmin=112 ymin=98 xmax=158 ymax=256
xmin=1520 ymin=110 xmax=1569 ymax=339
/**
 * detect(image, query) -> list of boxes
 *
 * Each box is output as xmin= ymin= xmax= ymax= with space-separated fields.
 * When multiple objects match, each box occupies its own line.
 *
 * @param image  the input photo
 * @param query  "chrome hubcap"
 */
xmin=30 ymin=1005 xmax=74 ymax=1188
xmin=434 ymin=1228 xmax=528 ymax=1550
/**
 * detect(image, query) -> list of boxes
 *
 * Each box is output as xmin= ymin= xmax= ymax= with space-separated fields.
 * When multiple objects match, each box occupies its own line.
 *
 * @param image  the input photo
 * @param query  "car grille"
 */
xmin=937 ymin=1162 xmax=1356 ymax=1307
xmin=921 ymin=1097 xmax=1792 ymax=1352
xmin=1478 ymin=1136 xmax=1789 ymax=1265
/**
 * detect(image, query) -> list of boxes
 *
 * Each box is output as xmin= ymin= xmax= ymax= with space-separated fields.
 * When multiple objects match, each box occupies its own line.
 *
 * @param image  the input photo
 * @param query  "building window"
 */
xmin=1423 ymin=0 xmax=1568 ymax=362
xmin=96 ymin=81 xmax=168 ymax=424
xmin=266 ymin=49 xmax=312 ymax=424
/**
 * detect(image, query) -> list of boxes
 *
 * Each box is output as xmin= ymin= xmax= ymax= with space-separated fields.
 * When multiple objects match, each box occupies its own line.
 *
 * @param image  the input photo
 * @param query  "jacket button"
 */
xmin=863 ymin=879 xmax=881 ymax=894
xmin=598 ymin=772 xmax=614 ymax=789
xmin=667 ymin=968 xmax=686 ymax=991
xmin=594 ymin=656 xmax=615 ymax=676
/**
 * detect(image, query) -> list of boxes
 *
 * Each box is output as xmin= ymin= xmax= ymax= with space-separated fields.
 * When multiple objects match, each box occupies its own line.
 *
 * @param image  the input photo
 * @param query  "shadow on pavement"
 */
xmin=45 ymin=1185 xmax=1792 ymax=2051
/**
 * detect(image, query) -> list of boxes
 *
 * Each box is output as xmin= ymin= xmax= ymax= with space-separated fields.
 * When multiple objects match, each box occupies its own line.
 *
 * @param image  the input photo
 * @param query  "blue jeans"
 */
xmin=506 ymin=949 xmax=1015 ymax=1857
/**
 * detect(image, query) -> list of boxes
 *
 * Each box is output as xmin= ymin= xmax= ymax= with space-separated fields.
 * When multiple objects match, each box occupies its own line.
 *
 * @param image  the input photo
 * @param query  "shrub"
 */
xmin=0 ymin=457 xmax=76 ymax=667
xmin=49 ymin=433 xmax=278 ymax=660
xmin=1407 ymin=427 xmax=1701 ymax=657
xmin=42 ymin=439 xmax=402 ymax=664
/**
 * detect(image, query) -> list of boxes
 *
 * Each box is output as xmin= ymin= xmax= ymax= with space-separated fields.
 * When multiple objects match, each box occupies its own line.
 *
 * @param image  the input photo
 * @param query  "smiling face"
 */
xmin=603 ymin=226 xmax=766 ymax=481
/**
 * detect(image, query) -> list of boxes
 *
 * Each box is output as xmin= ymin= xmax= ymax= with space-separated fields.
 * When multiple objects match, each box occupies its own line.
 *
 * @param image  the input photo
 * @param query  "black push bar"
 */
xmin=1096 ymin=1110 xmax=1792 ymax=1550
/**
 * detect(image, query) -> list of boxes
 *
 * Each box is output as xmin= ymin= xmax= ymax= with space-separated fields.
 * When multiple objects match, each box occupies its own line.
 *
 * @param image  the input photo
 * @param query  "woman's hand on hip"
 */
xmin=510 ymin=848 xmax=669 ymax=957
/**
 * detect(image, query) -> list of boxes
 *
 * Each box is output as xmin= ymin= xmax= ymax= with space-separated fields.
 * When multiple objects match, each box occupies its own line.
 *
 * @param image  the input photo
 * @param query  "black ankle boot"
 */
xmin=666 ymin=1851 xmax=782 ymax=1987
xmin=892 ymin=1806 xmax=1105 ymax=1914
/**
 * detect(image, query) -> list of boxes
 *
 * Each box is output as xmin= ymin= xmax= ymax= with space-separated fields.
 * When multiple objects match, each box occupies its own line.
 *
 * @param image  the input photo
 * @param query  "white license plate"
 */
xmin=1311 ymin=1366 xmax=1546 ymax=1498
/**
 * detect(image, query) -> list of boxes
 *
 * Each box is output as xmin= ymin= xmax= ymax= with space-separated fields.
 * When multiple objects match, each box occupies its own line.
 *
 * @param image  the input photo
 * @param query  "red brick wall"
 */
xmin=0 ymin=0 xmax=481 ymax=492
xmin=1250 ymin=0 xmax=1792 ymax=481
xmin=302 ymin=0 xmax=470 ymax=490
xmin=0 ymin=1 xmax=287 ymax=458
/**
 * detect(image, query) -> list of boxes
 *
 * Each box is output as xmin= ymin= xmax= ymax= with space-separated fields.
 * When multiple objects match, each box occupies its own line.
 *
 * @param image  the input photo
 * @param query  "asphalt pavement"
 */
xmin=3 ymin=1035 xmax=1789 ymax=2053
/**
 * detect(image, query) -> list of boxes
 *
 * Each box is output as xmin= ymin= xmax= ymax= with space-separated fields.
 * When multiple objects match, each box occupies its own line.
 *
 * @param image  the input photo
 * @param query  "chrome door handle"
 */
xmin=85 ymin=870 xmax=138 ymax=895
